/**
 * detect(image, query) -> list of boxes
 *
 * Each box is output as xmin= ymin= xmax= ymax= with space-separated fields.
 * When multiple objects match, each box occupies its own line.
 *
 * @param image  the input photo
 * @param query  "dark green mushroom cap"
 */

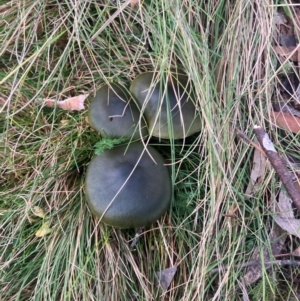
xmin=88 ymin=83 xmax=148 ymax=139
xmin=85 ymin=142 xmax=172 ymax=229
xmin=130 ymin=72 xmax=201 ymax=139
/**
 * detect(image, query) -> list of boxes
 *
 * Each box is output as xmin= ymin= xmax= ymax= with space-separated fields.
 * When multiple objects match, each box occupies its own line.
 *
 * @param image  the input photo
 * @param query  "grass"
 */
xmin=1 ymin=0 xmax=299 ymax=300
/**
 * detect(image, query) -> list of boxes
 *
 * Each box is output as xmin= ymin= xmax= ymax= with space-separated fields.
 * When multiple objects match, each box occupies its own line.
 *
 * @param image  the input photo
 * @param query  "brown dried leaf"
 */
xmin=156 ymin=266 xmax=177 ymax=290
xmin=273 ymin=103 xmax=300 ymax=118
xmin=130 ymin=0 xmax=139 ymax=9
xmin=273 ymin=46 xmax=299 ymax=61
xmin=291 ymin=246 xmax=300 ymax=257
xmin=43 ymin=94 xmax=88 ymax=111
xmin=274 ymin=11 xmax=287 ymax=25
xmin=245 ymin=148 xmax=267 ymax=196
xmin=273 ymin=189 xmax=300 ymax=239
xmin=271 ymin=110 xmax=300 ymax=133
xmin=293 ymin=9 xmax=300 ymax=38
xmin=242 ymin=222 xmax=286 ymax=286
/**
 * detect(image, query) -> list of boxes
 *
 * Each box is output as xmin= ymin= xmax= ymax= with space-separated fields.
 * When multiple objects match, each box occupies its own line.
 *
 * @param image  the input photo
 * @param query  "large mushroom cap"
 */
xmin=88 ymin=83 xmax=148 ymax=139
xmin=85 ymin=142 xmax=172 ymax=228
xmin=130 ymin=72 xmax=201 ymax=139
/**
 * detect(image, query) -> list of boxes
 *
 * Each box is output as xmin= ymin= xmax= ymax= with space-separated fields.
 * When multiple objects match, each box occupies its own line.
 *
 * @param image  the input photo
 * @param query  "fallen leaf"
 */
xmin=273 ymin=102 xmax=300 ymax=118
xmin=292 ymin=9 xmax=300 ymax=38
xmin=43 ymin=94 xmax=88 ymax=111
xmin=273 ymin=46 xmax=299 ymax=61
xmin=271 ymin=110 xmax=300 ymax=133
xmin=273 ymin=189 xmax=300 ymax=239
xmin=291 ymin=246 xmax=300 ymax=257
xmin=296 ymin=85 xmax=300 ymax=100
xmin=156 ymin=266 xmax=177 ymax=290
xmin=245 ymin=148 xmax=267 ymax=196
xmin=130 ymin=0 xmax=139 ymax=9
xmin=36 ymin=221 xmax=52 ymax=237
xmin=280 ymin=34 xmax=297 ymax=47
xmin=274 ymin=11 xmax=287 ymax=25
xmin=242 ymin=222 xmax=286 ymax=286
xmin=32 ymin=206 xmax=45 ymax=219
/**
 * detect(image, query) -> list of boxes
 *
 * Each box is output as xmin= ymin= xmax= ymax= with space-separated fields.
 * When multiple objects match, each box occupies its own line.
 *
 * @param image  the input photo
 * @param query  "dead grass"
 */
xmin=1 ymin=0 xmax=299 ymax=300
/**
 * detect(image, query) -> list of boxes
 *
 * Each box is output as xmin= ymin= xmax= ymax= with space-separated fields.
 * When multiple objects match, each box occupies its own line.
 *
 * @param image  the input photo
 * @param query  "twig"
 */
xmin=236 ymin=129 xmax=266 ymax=157
xmin=253 ymin=125 xmax=300 ymax=212
xmin=210 ymin=259 xmax=300 ymax=274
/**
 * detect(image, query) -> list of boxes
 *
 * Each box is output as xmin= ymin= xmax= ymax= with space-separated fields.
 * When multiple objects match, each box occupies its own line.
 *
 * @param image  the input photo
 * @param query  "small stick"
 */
xmin=253 ymin=125 xmax=300 ymax=212
xmin=210 ymin=259 xmax=300 ymax=274
xmin=129 ymin=227 xmax=144 ymax=249
xmin=236 ymin=129 xmax=266 ymax=157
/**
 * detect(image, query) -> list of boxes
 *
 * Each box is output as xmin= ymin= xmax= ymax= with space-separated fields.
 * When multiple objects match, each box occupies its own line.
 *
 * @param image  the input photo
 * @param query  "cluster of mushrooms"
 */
xmin=85 ymin=71 xmax=201 ymax=229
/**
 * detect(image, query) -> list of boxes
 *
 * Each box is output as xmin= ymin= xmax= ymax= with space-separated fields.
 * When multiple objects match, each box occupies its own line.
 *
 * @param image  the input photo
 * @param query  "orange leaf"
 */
xmin=273 ymin=46 xmax=299 ymax=61
xmin=43 ymin=94 xmax=88 ymax=111
xmin=271 ymin=110 xmax=300 ymax=133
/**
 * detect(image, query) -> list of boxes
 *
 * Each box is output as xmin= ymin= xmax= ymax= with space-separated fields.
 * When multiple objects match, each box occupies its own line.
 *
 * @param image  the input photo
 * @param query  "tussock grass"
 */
xmin=0 ymin=0 xmax=295 ymax=300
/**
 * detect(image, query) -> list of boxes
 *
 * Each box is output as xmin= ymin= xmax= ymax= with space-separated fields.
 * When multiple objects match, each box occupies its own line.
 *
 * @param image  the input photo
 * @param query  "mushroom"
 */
xmin=85 ymin=142 xmax=172 ymax=228
xmin=130 ymin=72 xmax=201 ymax=139
xmin=88 ymin=83 xmax=148 ymax=139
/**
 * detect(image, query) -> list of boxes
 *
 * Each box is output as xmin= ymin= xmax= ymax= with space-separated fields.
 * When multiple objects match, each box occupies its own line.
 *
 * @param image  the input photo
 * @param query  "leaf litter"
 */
xmin=238 ymin=126 xmax=300 ymax=287
xmin=155 ymin=266 xmax=177 ymax=291
xmin=236 ymin=8 xmax=300 ymax=288
xmin=42 ymin=94 xmax=88 ymax=111
xmin=245 ymin=148 xmax=268 ymax=197
xmin=273 ymin=189 xmax=300 ymax=239
xmin=241 ymin=147 xmax=287 ymax=286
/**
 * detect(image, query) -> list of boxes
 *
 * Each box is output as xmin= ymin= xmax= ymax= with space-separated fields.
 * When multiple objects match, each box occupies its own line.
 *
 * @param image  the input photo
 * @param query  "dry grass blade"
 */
xmin=1 ymin=0 xmax=299 ymax=300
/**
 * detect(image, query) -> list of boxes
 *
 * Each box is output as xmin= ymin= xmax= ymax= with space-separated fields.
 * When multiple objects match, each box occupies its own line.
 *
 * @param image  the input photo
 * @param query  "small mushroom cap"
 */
xmin=88 ymin=83 xmax=148 ymax=139
xmin=85 ymin=142 xmax=172 ymax=229
xmin=130 ymin=72 xmax=201 ymax=139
